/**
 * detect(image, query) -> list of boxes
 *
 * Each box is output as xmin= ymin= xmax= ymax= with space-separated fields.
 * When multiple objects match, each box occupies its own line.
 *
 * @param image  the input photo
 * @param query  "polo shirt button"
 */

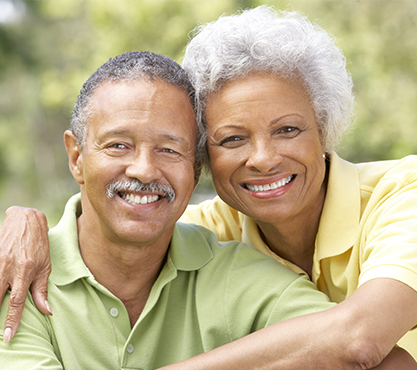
xmin=110 ymin=308 xmax=118 ymax=317
xmin=127 ymin=344 xmax=134 ymax=354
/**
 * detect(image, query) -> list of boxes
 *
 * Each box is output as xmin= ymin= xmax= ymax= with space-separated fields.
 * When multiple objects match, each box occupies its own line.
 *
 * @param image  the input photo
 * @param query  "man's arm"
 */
xmin=0 ymin=290 xmax=62 ymax=369
xmin=157 ymin=278 xmax=417 ymax=369
xmin=0 ymin=206 xmax=51 ymax=342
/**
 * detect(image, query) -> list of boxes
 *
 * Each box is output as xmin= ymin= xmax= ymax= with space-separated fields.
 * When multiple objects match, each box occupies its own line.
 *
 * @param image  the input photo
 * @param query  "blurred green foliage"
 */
xmin=0 ymin=0 xmax=416 ymax=225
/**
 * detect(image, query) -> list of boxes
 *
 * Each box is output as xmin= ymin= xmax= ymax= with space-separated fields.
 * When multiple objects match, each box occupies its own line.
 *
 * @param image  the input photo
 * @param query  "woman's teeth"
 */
xmin=246 ymin=175 xmax=294 ymax=192
xmin=120 ymin=193 xmax=160 ymax=205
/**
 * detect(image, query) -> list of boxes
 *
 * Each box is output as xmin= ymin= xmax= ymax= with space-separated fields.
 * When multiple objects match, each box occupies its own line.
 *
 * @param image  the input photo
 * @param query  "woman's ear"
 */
xmin=64 ymin=130 xmax=84 ymax=185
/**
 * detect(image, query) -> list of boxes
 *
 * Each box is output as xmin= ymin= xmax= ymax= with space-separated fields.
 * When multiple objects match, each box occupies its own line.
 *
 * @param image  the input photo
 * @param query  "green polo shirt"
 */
xmin=0 ymin=194 xmax=334 ymax=369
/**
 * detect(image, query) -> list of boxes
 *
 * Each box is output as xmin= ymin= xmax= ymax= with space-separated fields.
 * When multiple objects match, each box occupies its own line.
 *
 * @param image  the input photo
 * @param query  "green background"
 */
xmin=1 ymin=0 xmax=417 ymax=224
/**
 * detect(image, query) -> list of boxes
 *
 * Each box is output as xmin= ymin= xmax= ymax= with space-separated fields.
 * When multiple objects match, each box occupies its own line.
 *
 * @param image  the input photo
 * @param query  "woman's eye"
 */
xmin=220 ymin=136 xmax=244 ymax=147
xmin=277 ymin=126 xmax=300 ymax=137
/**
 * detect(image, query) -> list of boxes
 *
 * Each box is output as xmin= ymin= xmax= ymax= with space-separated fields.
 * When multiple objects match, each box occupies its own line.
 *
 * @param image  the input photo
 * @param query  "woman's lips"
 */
xmin=243 ymin=175 xmax=295 ymax=192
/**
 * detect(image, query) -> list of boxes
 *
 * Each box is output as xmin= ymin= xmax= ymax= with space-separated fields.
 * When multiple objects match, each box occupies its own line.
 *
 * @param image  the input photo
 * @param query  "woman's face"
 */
xmin=205 ymin=73 xmax=327 ymax=226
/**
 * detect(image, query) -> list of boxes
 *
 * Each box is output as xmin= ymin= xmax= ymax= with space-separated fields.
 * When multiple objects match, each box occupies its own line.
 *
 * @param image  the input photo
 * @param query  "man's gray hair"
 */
xmin=183 ymin=6 xmax=355 ymax=164
xmin=71 ymin=51 xmax=203 ymax=174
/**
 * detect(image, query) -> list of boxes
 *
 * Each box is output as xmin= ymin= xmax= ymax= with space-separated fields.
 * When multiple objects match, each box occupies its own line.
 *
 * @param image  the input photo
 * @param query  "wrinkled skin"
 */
xmin=0 ymin=206 xmax=51 ymax=342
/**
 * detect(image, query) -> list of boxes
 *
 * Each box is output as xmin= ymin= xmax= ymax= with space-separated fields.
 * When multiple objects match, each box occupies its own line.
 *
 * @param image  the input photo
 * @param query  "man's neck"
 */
xmin=76 ymin=214 xmax=169 ymax=327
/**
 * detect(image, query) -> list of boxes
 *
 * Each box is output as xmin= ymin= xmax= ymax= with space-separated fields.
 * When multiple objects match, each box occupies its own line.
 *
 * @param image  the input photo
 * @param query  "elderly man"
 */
xmin=0 ymin=51 xmax=337 ymax=369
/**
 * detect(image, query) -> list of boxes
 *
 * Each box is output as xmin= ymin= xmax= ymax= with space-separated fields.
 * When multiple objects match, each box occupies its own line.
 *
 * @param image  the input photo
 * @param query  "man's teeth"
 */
xmin=246 ymin=175 xmax=294 ymax=192
xmin=121 ymin=193 xmax=160 ymax=205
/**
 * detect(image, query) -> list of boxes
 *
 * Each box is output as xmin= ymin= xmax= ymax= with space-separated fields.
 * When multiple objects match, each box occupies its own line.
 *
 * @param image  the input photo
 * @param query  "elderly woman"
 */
xmin=1 ymin=6 xmax=417 ymax=369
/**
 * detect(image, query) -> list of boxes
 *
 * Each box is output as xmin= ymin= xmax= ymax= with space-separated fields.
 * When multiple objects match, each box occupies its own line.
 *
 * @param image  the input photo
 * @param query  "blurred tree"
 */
xmin=0 ymin=0 xmax=416 ymax=224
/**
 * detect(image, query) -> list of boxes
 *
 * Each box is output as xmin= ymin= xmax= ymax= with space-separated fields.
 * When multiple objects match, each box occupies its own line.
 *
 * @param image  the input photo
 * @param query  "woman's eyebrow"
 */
xmin=270 ymin=113 xmax=304 ymax=125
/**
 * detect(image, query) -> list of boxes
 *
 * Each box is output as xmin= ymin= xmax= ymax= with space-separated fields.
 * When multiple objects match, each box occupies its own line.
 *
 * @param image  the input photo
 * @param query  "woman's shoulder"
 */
xmin=180 ymin=196 xmax=244 ymax=242
xmin=354 ymin=155 xmax=417 ymax=189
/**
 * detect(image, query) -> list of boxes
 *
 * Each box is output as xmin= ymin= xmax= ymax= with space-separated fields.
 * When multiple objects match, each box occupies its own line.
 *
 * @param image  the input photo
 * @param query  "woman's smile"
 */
xmin=243 ymin=174 xmax=295 ymax=192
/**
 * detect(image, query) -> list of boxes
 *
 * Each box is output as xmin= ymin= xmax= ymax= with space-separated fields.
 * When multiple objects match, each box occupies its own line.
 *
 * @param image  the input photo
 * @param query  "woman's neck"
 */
xmin=257 ymin=180 xmax=327 ymax=279
xmin=258 ymin=216 xmax=320 ymax=278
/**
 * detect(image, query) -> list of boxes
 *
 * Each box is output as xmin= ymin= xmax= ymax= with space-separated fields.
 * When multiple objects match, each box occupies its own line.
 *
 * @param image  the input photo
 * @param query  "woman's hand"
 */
xmin=0 ymin=206 xmax=52 ymax=343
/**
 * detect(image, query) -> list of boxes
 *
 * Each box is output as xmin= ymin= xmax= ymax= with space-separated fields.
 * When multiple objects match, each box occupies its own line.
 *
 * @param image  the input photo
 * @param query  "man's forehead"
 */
xmin=89 ymin=79 xmax=194 ymax=116
xmin=86 ymin=79 xmax=197 ymax=144
xmin=97 ymin=127 xmax=192 ymax=145
xmin=93 ymin=78 xmax=188 ymax=99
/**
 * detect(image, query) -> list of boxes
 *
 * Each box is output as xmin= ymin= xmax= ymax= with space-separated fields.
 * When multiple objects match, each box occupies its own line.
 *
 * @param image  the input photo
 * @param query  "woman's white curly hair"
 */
xmin=183 ymin=6 xmax=355 ymax=167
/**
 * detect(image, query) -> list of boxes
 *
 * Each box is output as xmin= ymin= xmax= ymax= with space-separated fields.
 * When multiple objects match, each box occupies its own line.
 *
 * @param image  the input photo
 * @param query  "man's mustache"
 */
xmin=107 ymin=179 xmax=176 ymax=203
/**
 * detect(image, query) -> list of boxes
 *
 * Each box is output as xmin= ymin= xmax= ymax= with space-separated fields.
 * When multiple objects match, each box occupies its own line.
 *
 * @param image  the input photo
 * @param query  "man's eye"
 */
xmin=109 ymin=143 xmax=127 ymax=149
xmin=162 ymin=148 xmax=178 ymax=154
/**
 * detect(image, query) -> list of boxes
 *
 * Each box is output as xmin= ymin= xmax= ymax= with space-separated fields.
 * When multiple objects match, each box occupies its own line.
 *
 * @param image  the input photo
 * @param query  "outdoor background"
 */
xmin=0 ymin=0 xmax=416 ymax=225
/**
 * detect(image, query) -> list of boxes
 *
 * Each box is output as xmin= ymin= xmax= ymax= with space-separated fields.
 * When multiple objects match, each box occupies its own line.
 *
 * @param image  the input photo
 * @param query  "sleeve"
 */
xmin=359 ymin=176 xmax=417 ymax=293
xmin=0 ymin=292 xmax=63 ymax=369
xmin=222 ymin=243 xmax=335 ymax=340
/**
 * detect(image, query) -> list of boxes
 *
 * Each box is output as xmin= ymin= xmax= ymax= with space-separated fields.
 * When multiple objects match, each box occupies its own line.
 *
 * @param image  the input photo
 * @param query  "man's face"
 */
xmin=67 ymin=79 xmax=197 ymax=248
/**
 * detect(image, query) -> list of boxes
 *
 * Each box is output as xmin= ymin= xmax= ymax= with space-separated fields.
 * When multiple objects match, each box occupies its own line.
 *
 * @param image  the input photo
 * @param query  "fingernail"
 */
xmin=3 ymin=327 xmax=12 ymax=343
xmin=45 ymin=300 xmax=53 ymax=315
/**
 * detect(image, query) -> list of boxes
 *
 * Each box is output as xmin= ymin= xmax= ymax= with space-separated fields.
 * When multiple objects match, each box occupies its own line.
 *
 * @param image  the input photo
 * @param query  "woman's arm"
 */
xmin=158 ymin=278 xmax=417 ymax=369
xmin=0 ymin=206 xmax=51 ymax=342
xmin=377 ymin=346 xmax=417 ymax=369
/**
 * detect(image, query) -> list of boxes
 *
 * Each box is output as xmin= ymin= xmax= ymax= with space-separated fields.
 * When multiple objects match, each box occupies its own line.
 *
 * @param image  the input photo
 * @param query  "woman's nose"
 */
xmin=245 ymin=140 xmax=283 ymax=173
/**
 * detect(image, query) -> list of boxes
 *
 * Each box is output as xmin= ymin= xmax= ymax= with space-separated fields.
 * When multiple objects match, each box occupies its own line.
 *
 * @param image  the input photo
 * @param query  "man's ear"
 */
xmin=64 ymin=130 xmax=84 ymax=185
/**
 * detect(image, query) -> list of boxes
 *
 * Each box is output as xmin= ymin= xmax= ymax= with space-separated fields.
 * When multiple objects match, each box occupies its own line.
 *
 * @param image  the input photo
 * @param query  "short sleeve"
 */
xmin=359 ymin=177 xmax=417 ymax=293
xmin=0 ymin=293 xmax=63 ymax=369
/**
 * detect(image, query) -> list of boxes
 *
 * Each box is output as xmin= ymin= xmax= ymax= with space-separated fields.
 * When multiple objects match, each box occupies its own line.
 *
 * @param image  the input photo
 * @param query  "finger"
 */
xmin=3 ymin=283 xmax=29 ymax=343
xmin=0 ymin=280 xmax=10 ymax=308
xmin=0 ymin=255 xmax=14 ymax=306
xmin=30 ymin=269 xmax=52 ymax=316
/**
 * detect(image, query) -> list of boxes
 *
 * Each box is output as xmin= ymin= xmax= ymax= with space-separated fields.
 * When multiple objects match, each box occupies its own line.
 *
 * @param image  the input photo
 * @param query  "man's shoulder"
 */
xmin=174 ymin=222 xmax=301 ymax=282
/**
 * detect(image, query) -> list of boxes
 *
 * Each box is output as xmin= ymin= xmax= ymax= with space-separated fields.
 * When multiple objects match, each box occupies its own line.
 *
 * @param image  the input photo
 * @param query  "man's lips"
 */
xmin=243 ymin=175 xmax=295 ymax=192
xmin=107 ymin=179 xmax=176 ymax=203
xmin=118 ymin=192 xmax=161 ymax=205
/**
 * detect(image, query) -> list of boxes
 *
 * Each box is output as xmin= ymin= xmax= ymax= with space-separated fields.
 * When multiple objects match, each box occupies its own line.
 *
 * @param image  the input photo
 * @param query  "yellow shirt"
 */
xmin=180 ymin=152 xmax=417 ymax=358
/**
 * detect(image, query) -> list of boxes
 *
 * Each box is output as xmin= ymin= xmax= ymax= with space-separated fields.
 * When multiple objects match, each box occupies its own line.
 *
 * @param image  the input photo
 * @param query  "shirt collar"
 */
xmin=241 ymin=216 xmax=307 ymax=275
xmin=240 ymin=152 xmax=360 ymax=268
xmin=49 ymin=193 xmax=91 ymax=286
xmin=48 ymin=194 xmax=214 ymax=286
xmin=168 ymin=222 xmax=214 ymax=271
xmin=315 ymin=152 xmax=360 ymax=260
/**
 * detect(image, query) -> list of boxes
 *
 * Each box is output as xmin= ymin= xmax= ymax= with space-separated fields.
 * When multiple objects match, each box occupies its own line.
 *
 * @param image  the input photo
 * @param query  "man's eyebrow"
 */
xmin=101 ymin=130 xmax=189 ymax=144
xmin=159 ymin=133 xmax=189 ymax=144
xmin=102 ymin=129 xmax=132 ymax=136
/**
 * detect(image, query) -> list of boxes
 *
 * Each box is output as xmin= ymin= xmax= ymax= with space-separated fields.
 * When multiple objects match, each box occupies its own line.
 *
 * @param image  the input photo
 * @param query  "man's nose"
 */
xmin=125 ymin=150 xmax=163 ymax=183
xmin=245 ymin=140 xmax=283 ymax=174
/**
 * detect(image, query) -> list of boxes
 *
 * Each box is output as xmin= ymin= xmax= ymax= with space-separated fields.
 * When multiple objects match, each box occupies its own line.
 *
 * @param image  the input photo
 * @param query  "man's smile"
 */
xmin=119 ymin=192 xmax=160 ymax=205
xmin=107 ymin=179 xmax=176 ymax=203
